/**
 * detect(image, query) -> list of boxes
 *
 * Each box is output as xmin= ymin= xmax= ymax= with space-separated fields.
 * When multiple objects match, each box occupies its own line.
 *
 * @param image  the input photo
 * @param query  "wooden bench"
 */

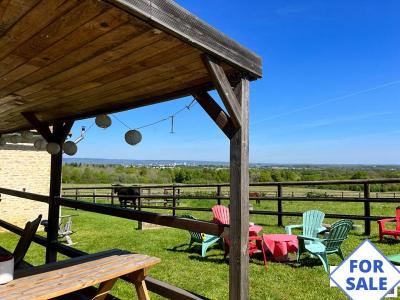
xmin=0 ymin=249 xmax=160 ymax=300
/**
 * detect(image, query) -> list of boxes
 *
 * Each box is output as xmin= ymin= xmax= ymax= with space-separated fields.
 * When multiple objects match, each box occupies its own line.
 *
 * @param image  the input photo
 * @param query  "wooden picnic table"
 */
xmin=0 ymin=249 xmax=160 ymax=300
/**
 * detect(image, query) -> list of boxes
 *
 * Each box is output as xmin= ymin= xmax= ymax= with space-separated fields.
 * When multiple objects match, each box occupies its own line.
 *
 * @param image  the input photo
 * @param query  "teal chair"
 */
xmin=285 ymin=210 xmax=326 ymax=237
xmin=181 ymin=215 xmax=221 ymax=257
xmin=297 ymin=219 xmax=353 ymax=272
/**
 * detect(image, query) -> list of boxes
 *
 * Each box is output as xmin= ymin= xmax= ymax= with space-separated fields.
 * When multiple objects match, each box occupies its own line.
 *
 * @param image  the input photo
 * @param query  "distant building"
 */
xmin=0 ymin=142 xmax=50 ymax=230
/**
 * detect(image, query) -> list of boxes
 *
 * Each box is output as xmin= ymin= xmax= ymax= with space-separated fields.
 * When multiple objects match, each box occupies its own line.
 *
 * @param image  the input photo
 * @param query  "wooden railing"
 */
xmin=62 ymin=178 xmax=400 ymax=235
xmin=0 ymin=187 xmax=216 ymax=300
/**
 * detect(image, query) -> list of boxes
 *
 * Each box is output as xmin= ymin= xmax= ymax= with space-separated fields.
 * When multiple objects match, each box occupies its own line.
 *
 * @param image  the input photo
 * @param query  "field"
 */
xmin=2 ymin=183 xmax=400 ymax=299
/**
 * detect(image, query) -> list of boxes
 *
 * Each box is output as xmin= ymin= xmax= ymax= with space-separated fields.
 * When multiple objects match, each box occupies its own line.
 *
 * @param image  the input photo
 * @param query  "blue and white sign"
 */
xmin=330 ymin=240 xmax=400 ymax=300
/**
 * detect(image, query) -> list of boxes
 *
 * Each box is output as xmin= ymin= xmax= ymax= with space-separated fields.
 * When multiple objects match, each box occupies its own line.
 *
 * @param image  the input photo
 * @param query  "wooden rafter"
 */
xmin=21 ymin=112 xmax=53 ymax=142
xmin=193 ymin=91 xmax=237 ymax=138
xmin=203 ymin=55 xmax=242 ymax=128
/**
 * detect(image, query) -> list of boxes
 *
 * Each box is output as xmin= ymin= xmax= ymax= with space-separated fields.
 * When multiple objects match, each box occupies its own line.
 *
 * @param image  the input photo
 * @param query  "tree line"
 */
xmin=62 ymin=163 xmax=400 ymax=192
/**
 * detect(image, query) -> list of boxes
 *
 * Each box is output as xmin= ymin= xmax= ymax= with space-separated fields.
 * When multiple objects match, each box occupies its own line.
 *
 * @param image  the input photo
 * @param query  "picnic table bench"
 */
xmin=0 ymin=249 xmax=160 ymax=300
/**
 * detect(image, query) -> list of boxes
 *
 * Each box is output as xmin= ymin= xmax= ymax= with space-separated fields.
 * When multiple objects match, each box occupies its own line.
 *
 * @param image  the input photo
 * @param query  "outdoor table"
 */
xmin=262 ymin=234 xmax=299 ymax=262
xmin=0 ymin=249 xmax=160 ymax=300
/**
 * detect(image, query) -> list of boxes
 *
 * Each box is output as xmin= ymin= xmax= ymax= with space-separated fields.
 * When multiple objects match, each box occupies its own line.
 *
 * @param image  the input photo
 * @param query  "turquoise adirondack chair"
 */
xmin=181 ymin=214 xmax=221 ymax=257
xmin=285 ymin=210 xmax=326 ymax=237
xmin=297 ymin=219 xmax=353 ymax=272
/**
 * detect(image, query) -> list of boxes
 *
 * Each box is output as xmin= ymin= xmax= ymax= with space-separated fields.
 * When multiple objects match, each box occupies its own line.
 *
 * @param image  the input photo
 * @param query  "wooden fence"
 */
xmin=0 ymin=187 xmax=221 ymax=299
xmin=62 ymin=178 xmax=400 ymax=235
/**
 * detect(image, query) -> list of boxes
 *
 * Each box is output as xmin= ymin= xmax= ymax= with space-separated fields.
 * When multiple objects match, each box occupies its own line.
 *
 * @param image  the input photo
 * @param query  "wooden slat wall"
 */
xmin=0 ymin=0 xmax=249 ymax=134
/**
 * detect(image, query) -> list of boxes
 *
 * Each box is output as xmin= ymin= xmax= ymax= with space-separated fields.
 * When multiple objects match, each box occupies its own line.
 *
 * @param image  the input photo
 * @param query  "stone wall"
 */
xmin=0 ymin=144 xmax=50 ymax=230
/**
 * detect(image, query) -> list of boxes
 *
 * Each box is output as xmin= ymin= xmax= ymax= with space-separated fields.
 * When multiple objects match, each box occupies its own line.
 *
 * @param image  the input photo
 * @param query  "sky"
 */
xmin=70 ymin=0 xmax=400 ymax=164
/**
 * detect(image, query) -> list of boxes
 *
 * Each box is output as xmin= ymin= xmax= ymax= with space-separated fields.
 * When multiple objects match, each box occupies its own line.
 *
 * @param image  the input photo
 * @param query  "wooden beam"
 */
xmin=21 ymin=112 xmax=52 ymax=142
xmin=203 ymin=55 xmax=242 ymax=128
xmin=46 ymin=121 xmax=74 ymax=263
xmin=106 ymin=0 xmax=262 ymax=78
xmin=229 ymin=78 xmax=249 ymax=300
xmin=57 ymin=197 xmax=225 ymax=236
xmin=193 ymin=91 xmax=237 ymax=138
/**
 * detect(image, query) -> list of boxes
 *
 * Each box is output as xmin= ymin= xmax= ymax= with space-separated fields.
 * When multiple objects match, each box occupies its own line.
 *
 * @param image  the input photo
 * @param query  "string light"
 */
xmin=112 ymin=99 xmax=196 ymax=133
xmin=65 ymin=99 xmax=197 ymax=153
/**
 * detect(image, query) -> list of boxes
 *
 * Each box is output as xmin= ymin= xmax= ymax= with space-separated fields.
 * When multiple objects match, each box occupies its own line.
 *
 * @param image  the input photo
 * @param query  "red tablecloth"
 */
xmin=262 ymin=234 xmax=298 ymax=257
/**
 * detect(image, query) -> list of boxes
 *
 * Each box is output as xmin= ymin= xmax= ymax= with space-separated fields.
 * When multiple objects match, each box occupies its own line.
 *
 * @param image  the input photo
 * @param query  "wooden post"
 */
xmin=364 ymin=183 xmax=371 ymax=235
xmin=137 ymin=188 xmax=143 ymax=230
xmin=172 ymin=186 xmax=176 ymax=216
xmin=229 ymin=78 xmax=249 ymax=300
xmin=75 ymin=188 xmax=78 ymax=201
xmin=277 ymin=184 xmax=283 ymax=227
xmin=45 ymin=121 xmax=73 ymax=263
xmin=47 ymin=146 xmax=63 ymax=263
xmin=93 ymin=190 xmax=96 ymax=204
xmin=217 ymin=185 xmax=222 ymax=205
xmin=21 ymin=114 xmax=74 ymax=264
xmin=111 ymin=188 xmax=115 ymax=207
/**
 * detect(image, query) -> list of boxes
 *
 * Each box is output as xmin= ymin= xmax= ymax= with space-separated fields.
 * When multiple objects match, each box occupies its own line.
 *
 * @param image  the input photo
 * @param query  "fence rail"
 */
xmin=61 ymin=178 xmax=400 ymax=235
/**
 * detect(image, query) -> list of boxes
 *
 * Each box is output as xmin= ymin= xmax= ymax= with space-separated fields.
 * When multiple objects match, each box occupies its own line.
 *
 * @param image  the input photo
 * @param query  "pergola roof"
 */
xmin=0 ymin=0 xmax=262 ymax=134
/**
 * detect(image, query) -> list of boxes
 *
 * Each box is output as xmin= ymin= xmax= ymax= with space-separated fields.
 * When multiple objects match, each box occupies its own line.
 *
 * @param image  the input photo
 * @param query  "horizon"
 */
xmin=63 ymin=157 xmax=400 ymax=167
xmin=66 ymin=1 xmax=400 ymax=164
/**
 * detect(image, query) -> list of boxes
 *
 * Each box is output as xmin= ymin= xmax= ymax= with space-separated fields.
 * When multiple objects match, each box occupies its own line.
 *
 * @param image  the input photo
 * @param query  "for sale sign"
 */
xmin=330 ymin=240 xmax=400 ymax=299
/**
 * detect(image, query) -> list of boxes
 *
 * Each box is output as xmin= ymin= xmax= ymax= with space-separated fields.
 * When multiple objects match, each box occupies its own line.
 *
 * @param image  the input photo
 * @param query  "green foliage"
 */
xmin=62 ymin=163 xmax=400 ymax=192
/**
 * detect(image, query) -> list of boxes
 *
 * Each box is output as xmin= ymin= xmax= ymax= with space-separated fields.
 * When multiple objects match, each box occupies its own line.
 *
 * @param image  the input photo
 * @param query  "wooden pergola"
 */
xmin=0 ymin=0 xmax=262 ymax=299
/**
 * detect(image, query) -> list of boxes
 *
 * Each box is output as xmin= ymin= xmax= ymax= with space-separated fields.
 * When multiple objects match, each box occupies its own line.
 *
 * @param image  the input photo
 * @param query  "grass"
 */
xmin=2 ymin=195 xmax=400 ymax=300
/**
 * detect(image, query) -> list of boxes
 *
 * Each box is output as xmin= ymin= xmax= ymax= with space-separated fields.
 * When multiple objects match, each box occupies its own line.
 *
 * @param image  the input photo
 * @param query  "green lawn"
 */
xmin=1 ymin=199 xmax=400 ymax=299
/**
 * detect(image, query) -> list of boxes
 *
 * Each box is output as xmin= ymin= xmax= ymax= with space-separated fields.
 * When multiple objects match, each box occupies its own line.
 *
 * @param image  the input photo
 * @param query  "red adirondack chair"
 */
xmin=377 ymin=207 xmax=400 ymax=241
xmin=212 ymin=205 xmax=262 ymax=258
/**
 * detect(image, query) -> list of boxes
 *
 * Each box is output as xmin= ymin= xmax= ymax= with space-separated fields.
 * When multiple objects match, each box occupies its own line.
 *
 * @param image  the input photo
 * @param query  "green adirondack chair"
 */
xmin=181 ymin=214 xmax=221 ymax=257
xmin=285 ymin=210 xmax=326 ymax=237
xmin=297 ymin=219 xmax=353 ymax=272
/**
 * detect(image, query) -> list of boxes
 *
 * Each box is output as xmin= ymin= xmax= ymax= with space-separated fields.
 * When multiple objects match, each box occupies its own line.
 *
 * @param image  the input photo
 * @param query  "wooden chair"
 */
xmin=377 ymin=207 xmax=400 ymax=241
xmin=13 ymin=215 xmax=42 ymax=268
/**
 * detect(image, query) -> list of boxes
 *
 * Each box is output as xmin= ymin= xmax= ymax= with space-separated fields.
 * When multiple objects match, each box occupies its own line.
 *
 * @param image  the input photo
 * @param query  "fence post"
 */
xmin=137 ymin=188 xmax=143 ymax=230
xmin=364 ymin=183 xmax=371 ymax=235
xmin=111 ymin=187 xmax=114 ymax=207
xmin=217 ymin=185 xmax=222 ymax=205
xmin=75 ymin=188 xmax=78 ymax=201
xmin=172 ymin=186 xmax=176 ymax=216
xmin=92 ymin=189 xmax=96 ymax=204
xmin=277 ymin=184 xmax=283 ymax=227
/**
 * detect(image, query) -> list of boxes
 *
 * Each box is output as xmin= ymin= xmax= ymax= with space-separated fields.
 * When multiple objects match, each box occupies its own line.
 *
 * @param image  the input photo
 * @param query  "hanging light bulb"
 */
xmin=46 ymin=142 xmax=61 ymax=155
xmin=95 ymin=114 xmax=112 ymax=129
xmin=125 ymin=129 xmax=142 ymax=145
xmin=63 ymin=141 xmax=78 ymax=156
xmin=34 ymin=139 xmax=47 ymax=150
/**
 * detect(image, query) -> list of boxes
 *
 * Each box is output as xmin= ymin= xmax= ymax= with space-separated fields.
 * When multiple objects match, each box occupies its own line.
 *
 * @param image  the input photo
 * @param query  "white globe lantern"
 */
xmin=63 ymin=141 xmax=78 ymax=156
xmin=125 ymin=130 xmax=142 ymax=145
xmin=34 ymin=139 xmax=47 ymax=150
xmin=46 ymin=142 xmax=61 ymax=155
xmin=95 ymin=114 xmax=112 ymax=129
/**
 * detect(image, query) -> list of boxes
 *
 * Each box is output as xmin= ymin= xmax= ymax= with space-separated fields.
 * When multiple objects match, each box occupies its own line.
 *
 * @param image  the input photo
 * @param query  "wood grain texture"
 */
xmin=203 ymin=55 xmax=242 ymax=128
xmin=0 ymin=0 xmax=260 ymax=134
xmin=229 ymin=78 xmax=250 ymax=300
xmin=193 ymin=90 xmax=237 ymax=138
xmin=0 ymin=251 xmax=160 ymax=300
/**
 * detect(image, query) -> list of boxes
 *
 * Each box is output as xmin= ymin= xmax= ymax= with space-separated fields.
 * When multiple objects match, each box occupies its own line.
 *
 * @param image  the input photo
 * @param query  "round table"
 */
xmin=262 ymin=234 xmax=298 ymax=262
